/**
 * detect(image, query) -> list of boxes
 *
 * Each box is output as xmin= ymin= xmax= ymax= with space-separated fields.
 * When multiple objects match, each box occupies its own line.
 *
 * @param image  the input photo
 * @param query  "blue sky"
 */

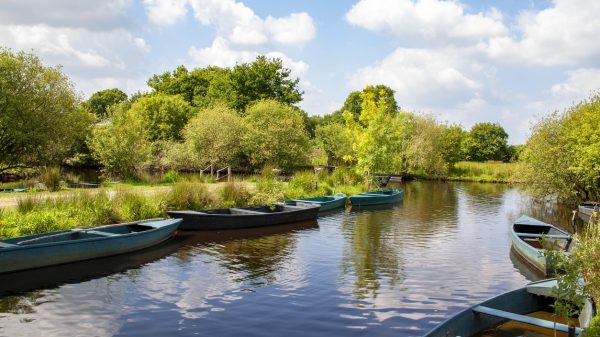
xmin=1 ymin=0 xmax=599 ymax=143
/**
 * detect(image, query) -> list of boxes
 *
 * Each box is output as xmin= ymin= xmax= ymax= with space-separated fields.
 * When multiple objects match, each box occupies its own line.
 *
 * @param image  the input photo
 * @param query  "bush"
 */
xmin=39 ymin=166 xmax=62 ymax=192
xmin=112 ymin=192 xmax=164 ymax=221
xmin=165 ymin=182 xmax=215 ymax=210
xmin=159 ymin=169 xmax=180 ymax=184
xmin=219 ymin=181 xmax=251 ymax=207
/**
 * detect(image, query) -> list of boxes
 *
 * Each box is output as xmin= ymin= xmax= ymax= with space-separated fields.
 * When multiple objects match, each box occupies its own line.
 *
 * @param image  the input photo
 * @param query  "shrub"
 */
xmin=39 ymin=166 xmax=62 ymax=192
xmin=165 ymin=182 xmax=215 ymax=210
xmin=219 ymin=181 xmax=251 ymax=207
xmin=159 ymin=169 xmax=180 ymax=184
xmin=112 ymin=192 xmax=164 ymax=221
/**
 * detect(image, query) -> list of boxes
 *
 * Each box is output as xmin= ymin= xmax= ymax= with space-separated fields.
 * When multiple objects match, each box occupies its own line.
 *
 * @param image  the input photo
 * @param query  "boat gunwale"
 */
xmin=168 ymin=205 xmax=320 ymax=217
xmin=0 ymin=219 xmax=180 ymax=251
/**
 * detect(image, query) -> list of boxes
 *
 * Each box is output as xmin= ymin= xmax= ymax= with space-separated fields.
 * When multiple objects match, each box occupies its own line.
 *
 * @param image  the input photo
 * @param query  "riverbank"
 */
xmin=446 ymin=161 xmax=521 ymax=183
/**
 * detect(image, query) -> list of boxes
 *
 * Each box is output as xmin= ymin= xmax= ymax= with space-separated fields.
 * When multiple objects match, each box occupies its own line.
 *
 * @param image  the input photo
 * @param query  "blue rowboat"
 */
xmin=425 ymin=279 xmax=593 ymax=337
xmin=0 ymin=218 xmax=181 ymax=274
xmin=511 ymin=215 xmax=572 ymax=276
xmin=348 ymin=188 xmax=404 ymax=206
xmin=167 ymin=204 xmax=320 ymax=230
xmin=285 ymin=193 xmax=347 ymax=211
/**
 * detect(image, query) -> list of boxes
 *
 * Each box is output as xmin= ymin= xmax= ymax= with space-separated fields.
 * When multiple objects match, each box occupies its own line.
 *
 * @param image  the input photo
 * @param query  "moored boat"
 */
xmin=424 ymin=279 xmax=593 ymax=337
xmin=285 ymin=193 xmax=347 ymax=211
xmin=511 ymin=215 xmax=572 ymax=276
xmin=577 ymin=201 xmax=599 ymax=224
xmin=348 ymin=188 xmax=403 ymax=206
xmin=167 ymin=204 xmax=320 ymax=230
xmin=0 ymin=218 xmax=181 ymax=274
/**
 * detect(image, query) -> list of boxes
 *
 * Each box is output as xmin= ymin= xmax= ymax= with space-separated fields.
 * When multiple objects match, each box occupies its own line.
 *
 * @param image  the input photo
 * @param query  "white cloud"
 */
xmin=144 ymin=0 xmax=189 ymax=27
xmin=265 ymin=13 xmax=316 ymax=46
xmin=0 ymin=0 xmax=132 ymax=30
xmin=189 ymin=38 xmax=308 ymax=77
xmin=551 ymin=68 xmax=600 ymax=99
xmin=485 ymin=0 xmax=600 ymax=66
xmin=188 ymin=0 xmax=315 ymax=47
xmin=350 ymin=48 xmax=486 ymax=109
xmin=345 ymin=0 xmax=507 ymax=45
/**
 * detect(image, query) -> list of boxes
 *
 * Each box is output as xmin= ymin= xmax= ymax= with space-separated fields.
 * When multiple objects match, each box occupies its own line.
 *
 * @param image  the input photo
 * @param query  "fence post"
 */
xmin=228 ymin=166 xmax=231 ymax=181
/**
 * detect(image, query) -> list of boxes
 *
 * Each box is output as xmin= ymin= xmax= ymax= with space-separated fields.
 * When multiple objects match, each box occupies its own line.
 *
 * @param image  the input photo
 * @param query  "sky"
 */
xmin=1 ymin=0 xmax=600 ymax=144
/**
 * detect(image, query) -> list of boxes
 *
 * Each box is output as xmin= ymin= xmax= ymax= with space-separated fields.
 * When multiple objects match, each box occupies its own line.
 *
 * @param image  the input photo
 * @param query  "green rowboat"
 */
xmin=349 ymin=188 xmax=404 ymax=206
xmin=285 ymin=193 xmax=347 ymax=211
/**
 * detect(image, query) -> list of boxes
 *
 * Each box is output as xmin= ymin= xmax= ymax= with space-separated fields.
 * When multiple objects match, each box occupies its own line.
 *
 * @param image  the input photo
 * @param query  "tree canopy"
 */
xmin=85 ymin=88 xmax=127 ymax=119
xmin=461 ymin=122 xmax=509 ymax=161
xmin=0 ymin=49 xmax=94 ymax=172
xmin=243 ymin=99 xmax=310 ymax=169
xmin=128 ymin=93 xmax=195 ymax=142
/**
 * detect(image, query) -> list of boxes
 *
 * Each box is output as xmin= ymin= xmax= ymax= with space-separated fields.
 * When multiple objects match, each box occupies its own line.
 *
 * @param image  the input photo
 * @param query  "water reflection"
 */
xmin=0 ymin=182 xmax=579 ymax=337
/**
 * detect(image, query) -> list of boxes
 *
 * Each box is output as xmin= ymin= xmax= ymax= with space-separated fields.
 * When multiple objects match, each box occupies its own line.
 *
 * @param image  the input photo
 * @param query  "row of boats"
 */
xmin=427 ymin=212 xmax=593 ymax=337
xmin=0 ymin=188 xmax=403 ymax=274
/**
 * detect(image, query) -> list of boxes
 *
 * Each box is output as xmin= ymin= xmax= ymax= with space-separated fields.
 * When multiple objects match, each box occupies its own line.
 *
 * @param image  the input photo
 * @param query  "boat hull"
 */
xmin=510 ymin=215 xmax=571 ymax=276
xmin=577 ymin=202 xmax=598 ymax=223
xmin=349 ymin=189 xmax=404 ymax=206
xmin=167 ymin=204 xmax=320 ymax=230
xmin=285 ymin=194 xmax=347 ymax=211
xmin=0 ymin=219 xmax=181 ymax=274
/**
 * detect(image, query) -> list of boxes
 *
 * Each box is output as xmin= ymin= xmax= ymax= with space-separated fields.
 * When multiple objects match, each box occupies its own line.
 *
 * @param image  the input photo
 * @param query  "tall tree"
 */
xmin=128 ymin=93 xmax=195 ymax=142
xmin=0 ymin=49 xmax=94 ymax=173
xmin=231 ymin=56 xmax=302 ymax=112
xmin=243 ymin=99 xmax=310 ymax=169
xmin=147 ymin=65 xmax=210 ymax=105
xmin=461 ymin=122 xmax=509 ymax=161
xmin=341 ymin=85 xmax=399 ymax=121
xmin=85 ymin=88 xmax=127 ymax=119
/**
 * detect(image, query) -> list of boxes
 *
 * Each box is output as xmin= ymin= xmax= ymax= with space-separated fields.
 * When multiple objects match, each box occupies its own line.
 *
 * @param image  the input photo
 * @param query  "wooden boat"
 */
xmin=425 ymin=279 xmax=593 ymax=337
xmin=348 ymin=188 xmax=404 ymax=206
xmin=167 ymin=204 xmax=320 ymax=230
xmin=67 ymin=181 xmax=101 ymax=189
xmin=0 ymin=218 xmax=181 ymax=274
xmin=577 ymin=201 xmax=599 ymax=224
xmin=511 ymin=215 xmax=572 ymax=275
xmin=284 ymin=193 xmax=347 ymax=211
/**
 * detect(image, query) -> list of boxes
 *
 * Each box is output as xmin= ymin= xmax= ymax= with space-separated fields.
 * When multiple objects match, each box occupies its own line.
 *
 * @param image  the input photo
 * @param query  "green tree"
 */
xmin=231 ymin=56 xmax=302 ymax=112
xmin=147 ymin=65 xmax=210 ymax=105
xmin=88 ymin=104 xmax=152 ymax=179
xmin=406 ymin=115 xmax=449 ymax=177
xmin=315 ymin=123 xmax=352 ymax=165
xmin=85 ymin=88 xmax=127 ymax=119
xmin=0 ymin=49 xmax=94 ymax=173
xmin=243 ymin=99 xmax=310 ymax=169
xmin=462 ymin=122 xmax=509 ymax=161
xmin=181 ymin=104 xmax=244 ymax=167
xmin=128 ymin=93 xmax=195 ymax=142
xmin=344 ymin=89 xmax=409 ymax=178
xmin=441 ymin=124 xmax=466 ymax=166
xmin=340 ymin=85 xmax=398 ymax=122
xmin=521 ymin=93 xmax=600 ymax=201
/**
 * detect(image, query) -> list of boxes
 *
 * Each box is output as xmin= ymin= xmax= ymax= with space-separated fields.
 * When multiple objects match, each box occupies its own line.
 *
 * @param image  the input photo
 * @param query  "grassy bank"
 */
xmin=447 ymin=161 xmax=522 ymax=183
xmin=0 ymin=169 xmax=366 ymax=239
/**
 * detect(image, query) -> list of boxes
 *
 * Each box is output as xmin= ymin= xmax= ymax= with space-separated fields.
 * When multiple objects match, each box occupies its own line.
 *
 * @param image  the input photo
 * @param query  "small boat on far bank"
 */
xmin=424 ymin=279 xmax=593 ymax=337
xmin=577 ymin=201 xmax=599 ymax=224
xmin=348 ymin=188 xmax=403 ymax=206
xmin=167 ymin=204 xmax=320 ymax=230
xmin=0 ymin=218 xmax=181 ymax=274
xmin=284 ymin=193 xmax=347 ymax=211
xmin=511 ymin=215 xmax=572 ymax=276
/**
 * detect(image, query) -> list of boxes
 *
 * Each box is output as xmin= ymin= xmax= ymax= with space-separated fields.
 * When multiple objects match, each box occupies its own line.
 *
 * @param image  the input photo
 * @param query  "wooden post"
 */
xmin=210 ymin=164 xmax=214 ymax=177
xmin=228 ymin=166 xmax=231 ymax=181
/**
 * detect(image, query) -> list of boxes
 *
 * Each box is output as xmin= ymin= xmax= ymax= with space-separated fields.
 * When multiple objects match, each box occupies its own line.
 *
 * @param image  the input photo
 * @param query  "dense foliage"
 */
xmin=84 ymin=88 xmax=127 ymax=119
xmin=461 ymin=122 xmax=509 ymax=162
xmin=521 ymin=93 xmax=600 ymax=202
xmin=0 ymin=49 xmax=94 ymax=173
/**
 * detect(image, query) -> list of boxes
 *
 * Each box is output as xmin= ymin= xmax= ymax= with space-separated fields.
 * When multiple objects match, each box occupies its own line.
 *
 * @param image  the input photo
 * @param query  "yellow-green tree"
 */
xmin=344 ymin=89 xmax=409 ymax=179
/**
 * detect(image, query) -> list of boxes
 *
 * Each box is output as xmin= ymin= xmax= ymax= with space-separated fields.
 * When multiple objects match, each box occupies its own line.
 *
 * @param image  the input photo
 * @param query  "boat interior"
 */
xmin=513 ymin=224 xmax=571 ymax=250
xmin=1 ymin=224 xmax=156 ymax=247
xmin=196 ymin=205 xmax=288 ymax=215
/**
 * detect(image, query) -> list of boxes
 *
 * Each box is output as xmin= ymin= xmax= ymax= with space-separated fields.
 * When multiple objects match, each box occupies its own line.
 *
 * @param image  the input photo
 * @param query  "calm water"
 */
xmin=0 ymin=181 xmax=576 ymax=337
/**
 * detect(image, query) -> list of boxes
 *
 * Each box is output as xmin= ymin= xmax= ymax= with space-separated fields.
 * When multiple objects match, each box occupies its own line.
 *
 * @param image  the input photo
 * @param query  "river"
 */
xmin=0 ymin=181 xmax=576 ymax=337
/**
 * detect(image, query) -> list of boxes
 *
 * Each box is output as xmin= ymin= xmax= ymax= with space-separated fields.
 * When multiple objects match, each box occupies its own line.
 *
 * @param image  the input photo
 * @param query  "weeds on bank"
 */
xmin=448 ymin=161 xmax=521 ymax=183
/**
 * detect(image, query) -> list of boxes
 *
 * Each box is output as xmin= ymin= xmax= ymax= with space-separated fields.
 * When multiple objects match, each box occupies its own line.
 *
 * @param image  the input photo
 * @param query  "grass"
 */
xmin=0 ymin=170 xmax=368 ymax=238
xmin=447 ymin=161 xmax=522 ymax=183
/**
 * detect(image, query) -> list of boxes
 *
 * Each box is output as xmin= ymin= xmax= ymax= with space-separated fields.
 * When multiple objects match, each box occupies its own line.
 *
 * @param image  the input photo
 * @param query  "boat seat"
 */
xmin=86 ymin=230 xmax=120 ymax=237
xmin=230 ymin=208 xmax=266 ymax=215
xmin=473 ymin=305 xmax=582 ymax=334
xmin=516 ymin=233 xmax=571 ymax=240
xmin=0 ymin=242 xmax=17 ymax=248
